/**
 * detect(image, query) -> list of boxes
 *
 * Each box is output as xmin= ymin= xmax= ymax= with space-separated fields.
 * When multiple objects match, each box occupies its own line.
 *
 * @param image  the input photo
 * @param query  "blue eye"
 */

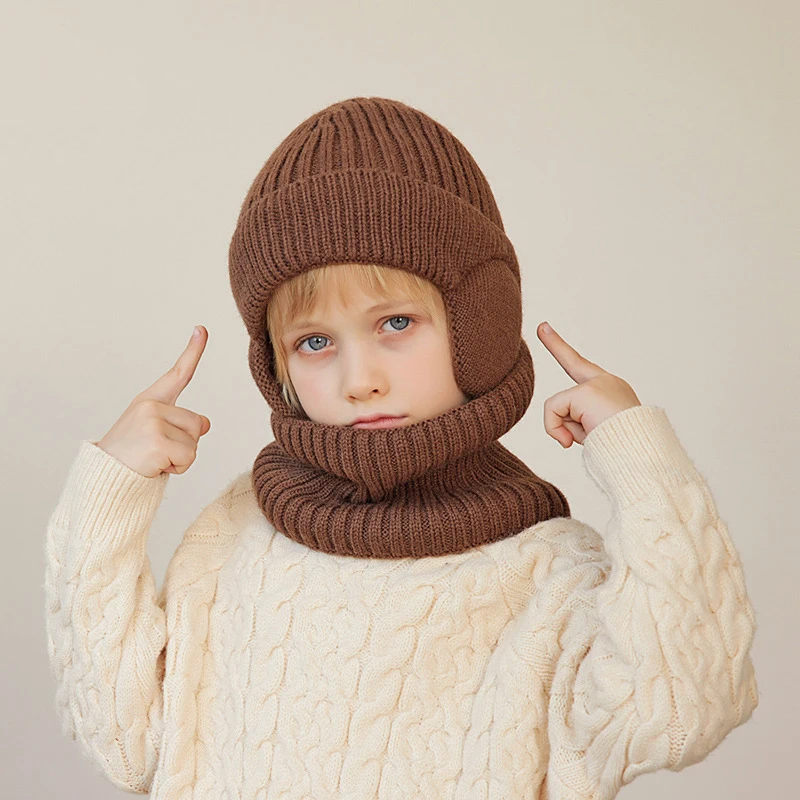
xmin=386 ymin=316 xmax=410 ymax=331
xmin=299 ymin=335 xmax=329 ymax=353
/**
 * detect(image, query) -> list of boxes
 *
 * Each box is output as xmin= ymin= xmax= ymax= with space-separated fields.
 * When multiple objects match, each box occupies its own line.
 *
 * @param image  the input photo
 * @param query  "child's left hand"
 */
xmin=536 ymin=322 xmax=642 ymax=448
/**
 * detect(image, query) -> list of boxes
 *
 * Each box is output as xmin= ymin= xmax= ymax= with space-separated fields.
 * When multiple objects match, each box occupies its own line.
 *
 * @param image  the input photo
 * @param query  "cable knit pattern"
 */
xmin=44 ymin=404 xmax=759 ymax=798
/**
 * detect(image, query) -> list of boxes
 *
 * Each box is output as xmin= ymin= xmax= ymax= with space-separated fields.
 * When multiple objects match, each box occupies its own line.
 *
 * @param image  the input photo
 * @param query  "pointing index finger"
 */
xmin=142 ymin=326 xmax=208 ymax=406
xmin=537 ymin=322 xmax=603 ymax=384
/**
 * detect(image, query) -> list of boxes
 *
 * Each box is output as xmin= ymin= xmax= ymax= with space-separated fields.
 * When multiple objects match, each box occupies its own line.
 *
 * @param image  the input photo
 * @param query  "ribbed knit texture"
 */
xmin=44 ymin=404 xmax=759 ymax=798
xmin=228 ymin=96 xmax=570 ymax=557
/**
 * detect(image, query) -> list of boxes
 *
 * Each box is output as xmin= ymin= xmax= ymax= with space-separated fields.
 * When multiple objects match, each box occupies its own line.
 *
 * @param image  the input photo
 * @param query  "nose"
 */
xmin=341 ymin=341 xmax=388 ymax=401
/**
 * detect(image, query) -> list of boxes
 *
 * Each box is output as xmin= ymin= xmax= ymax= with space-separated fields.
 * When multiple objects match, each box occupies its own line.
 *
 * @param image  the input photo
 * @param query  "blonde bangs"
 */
xmin=266 ymin=263 xmax=445 ymax=414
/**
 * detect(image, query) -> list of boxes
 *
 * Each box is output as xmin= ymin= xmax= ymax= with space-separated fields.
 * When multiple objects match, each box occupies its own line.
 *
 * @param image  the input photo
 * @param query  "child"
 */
xmin=45 ymin=96 xmax=758 ymax=798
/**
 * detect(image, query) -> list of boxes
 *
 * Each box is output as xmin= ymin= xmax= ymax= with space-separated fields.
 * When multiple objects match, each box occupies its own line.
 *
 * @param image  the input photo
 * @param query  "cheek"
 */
xmin=403 ymin=338 xmax=454 ymax=383
xmin=288 ymin=361 xmax=325 ymax=397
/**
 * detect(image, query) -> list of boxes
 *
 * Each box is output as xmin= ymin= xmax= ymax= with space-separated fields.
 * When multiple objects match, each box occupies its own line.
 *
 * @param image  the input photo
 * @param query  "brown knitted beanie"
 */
xmin=229 ymin=96 xmax=570 ymax=558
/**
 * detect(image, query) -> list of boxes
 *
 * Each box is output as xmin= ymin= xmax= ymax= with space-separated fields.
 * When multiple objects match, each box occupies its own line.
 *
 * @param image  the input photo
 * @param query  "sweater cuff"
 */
xmin=62 ymin=440 xmax=170 ymax=550
xmin=581 ymin=405 xmax=699 ymax=507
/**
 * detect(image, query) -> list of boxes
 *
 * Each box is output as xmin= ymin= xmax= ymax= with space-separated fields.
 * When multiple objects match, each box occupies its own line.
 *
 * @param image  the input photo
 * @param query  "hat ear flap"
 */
xmin=445 ymin=260 xmax=523 ymax=398
xmin=249 ymin=331 xmax=292 ymax=414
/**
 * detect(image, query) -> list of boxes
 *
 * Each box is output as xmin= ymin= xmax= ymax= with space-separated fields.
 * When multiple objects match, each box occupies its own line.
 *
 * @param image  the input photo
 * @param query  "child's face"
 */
xmin=279 ymin=284 xmax=469 ymax=428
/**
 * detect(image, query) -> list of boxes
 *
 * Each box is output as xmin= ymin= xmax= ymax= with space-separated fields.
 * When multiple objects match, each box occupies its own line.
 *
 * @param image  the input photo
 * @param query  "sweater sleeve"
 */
xmin=544 ymin=405 xmax=759 ymax=799
xmin=44 ymin=439 xmax=171 ymax=794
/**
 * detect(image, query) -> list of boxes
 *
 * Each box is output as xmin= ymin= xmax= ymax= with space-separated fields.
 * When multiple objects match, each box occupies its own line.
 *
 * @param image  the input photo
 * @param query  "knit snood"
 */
xmin=228 ymin=96 xmax=570 ymax=559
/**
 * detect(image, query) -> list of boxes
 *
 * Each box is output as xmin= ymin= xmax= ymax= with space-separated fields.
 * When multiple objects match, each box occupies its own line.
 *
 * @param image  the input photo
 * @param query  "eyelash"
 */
xmin=294 ymin=315 xmax=417 ymax=353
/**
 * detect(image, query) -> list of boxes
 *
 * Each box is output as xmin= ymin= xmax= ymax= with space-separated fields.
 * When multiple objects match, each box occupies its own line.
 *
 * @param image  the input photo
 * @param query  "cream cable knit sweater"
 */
xmin=44 ymin=404 xmax=759 ymax=799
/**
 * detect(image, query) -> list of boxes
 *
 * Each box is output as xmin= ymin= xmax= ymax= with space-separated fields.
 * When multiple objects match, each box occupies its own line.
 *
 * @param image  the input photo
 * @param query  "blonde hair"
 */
xmin=266 ymin=263 xmax=447 ymax=415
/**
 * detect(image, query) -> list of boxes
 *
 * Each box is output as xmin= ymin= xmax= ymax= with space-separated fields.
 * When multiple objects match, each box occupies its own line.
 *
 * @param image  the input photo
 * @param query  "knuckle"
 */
xmin=146 ymin=418 xmax=168 ymax=441
xmin=138 ymin=397 xmax=161 ymax=416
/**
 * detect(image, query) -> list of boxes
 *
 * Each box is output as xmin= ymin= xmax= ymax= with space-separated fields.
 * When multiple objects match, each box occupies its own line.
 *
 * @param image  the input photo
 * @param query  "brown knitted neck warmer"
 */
xmin=228 ymin=96 xmax=570 ymax=559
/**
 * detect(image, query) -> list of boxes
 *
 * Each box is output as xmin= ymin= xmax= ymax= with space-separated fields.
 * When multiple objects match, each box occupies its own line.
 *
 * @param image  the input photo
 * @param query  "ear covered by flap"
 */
xmin=445 ymin=259 xmax=524 ymax=398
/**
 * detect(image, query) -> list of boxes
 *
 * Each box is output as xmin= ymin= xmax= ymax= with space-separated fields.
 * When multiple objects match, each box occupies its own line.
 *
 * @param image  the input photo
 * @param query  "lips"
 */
xmin=350 ymin=416 xmax=407 ymax=429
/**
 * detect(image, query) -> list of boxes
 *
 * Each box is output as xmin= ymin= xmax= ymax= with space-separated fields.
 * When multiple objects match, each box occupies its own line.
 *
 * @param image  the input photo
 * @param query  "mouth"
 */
xmin=350 ymin=415 xmax=407 ymax=429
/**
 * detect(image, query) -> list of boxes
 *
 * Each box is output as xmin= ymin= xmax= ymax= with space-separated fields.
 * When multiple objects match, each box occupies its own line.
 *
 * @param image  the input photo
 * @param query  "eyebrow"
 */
xmin=284 ymin=300 xmax=416 ymax=336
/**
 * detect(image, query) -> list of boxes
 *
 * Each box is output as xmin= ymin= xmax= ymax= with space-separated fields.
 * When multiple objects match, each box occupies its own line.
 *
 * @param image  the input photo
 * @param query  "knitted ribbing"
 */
xmin=229 ymin=96 xmax=570 ymax=557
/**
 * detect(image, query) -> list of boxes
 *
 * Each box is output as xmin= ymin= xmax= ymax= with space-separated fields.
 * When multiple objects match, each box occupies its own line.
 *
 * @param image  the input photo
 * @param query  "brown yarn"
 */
xmin=229 ymin=96 xmax=570 ymax=558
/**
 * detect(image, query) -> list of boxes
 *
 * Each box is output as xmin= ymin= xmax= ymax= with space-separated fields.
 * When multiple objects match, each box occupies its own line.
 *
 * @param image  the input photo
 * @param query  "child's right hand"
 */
xmin=96 ymin=326 xmax=212 ymax=478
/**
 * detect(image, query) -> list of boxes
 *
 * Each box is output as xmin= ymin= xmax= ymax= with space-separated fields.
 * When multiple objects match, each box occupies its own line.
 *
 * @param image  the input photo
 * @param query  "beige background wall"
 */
xmin=2 ymin=1 xmax=796 ymax=796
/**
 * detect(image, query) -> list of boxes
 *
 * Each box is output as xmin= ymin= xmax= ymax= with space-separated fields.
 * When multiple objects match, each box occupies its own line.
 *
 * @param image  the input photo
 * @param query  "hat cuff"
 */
xmin=229 ymin=168 xmax=519 ymax=338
